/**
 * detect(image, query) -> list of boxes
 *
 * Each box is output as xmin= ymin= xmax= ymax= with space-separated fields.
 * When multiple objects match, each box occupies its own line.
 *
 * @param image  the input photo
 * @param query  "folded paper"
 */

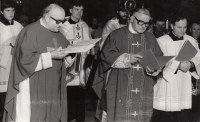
xmin=63 ymin=38 xmax=101 ymax=53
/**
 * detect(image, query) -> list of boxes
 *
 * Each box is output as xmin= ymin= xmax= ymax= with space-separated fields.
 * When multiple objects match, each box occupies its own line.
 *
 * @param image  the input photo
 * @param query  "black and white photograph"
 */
xmin=1 ymin=0 xmax=200 ymax=122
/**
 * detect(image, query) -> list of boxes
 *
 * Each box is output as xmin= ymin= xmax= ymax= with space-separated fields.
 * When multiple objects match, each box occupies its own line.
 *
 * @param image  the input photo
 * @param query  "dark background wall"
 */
xmin=1 ymin=0 xmax=200 ymax=26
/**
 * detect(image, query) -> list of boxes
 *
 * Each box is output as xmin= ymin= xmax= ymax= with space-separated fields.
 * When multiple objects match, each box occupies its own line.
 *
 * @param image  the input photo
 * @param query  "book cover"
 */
xmin=63 ymin=38 xmax=101 ymax=53
xmin=137 ymin=49 xmax=160 ymax=70
xmin=157 ymin=56 xmax=174 ymax=69
xmin=175 ymin=40 xmax=197 ymax=61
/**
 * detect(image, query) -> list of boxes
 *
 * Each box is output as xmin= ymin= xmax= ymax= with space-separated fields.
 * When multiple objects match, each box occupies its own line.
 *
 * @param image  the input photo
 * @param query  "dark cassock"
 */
xmin=3 ymin=20 xmax=71 ymax=122
xmin=93 ymin=24 xmax=163 ymax=122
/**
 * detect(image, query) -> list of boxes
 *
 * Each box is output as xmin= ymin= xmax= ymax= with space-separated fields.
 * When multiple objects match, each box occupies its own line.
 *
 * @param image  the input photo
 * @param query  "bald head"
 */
xmin=42 ymin=4 xmax=65 ymax=32
xmin=42 ymin=4 xmax=65 ymax=17
xmin=133 ymin=8 xmax=151 ymax=19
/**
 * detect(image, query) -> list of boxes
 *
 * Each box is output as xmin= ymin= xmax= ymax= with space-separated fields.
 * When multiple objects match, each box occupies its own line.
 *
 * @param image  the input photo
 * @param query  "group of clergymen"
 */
xmin=1 ymin=0 xmax=200 ymax=122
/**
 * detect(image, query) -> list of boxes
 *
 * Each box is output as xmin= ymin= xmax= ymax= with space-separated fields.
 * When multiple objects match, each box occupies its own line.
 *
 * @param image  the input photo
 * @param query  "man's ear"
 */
xmin=130 ymin=15 xmax=135 ymax=23
xmin=0 ymin=11 xmax=3 ymax=14
xmin=69 ymin=9 xmax=72 ymax=14
xmin=44 ymin=15 xmax=49 ymax=22
xmin=190 ymin=28 xmax=192 ymax=33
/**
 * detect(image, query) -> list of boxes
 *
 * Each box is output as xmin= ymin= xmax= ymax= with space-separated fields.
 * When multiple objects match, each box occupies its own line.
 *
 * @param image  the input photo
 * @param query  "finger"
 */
xmin=146 ymin=66 xmax=152 ymax=72
xmin=146 ymin=72 xmax=152 ymax=76
xmin=135 ymin=54 xmax=143 ymax=59
xmin=57 ymin=48 xmax=63 ymax=51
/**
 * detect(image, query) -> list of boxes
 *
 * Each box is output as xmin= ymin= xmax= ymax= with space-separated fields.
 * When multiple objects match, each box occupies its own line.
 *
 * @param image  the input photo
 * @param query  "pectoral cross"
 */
xmin=76 ymin=32 xmax=81 ymax=39
xmin=76 ymin=24 xmax=80 ymax=31
xmin=131 ymin=111 xmax=138 ymax=117
xmin=132 ymin=41 xmax=141 ymax=47
xmin=131 ymin=88 xmax=140 ymax=94
xmin=132 ymin=64 xmax=142 ymax=71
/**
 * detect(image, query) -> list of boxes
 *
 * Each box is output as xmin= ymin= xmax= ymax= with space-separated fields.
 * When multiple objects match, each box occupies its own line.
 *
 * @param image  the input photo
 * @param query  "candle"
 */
xmin=166 ymin=20 xmax=168 ymax=30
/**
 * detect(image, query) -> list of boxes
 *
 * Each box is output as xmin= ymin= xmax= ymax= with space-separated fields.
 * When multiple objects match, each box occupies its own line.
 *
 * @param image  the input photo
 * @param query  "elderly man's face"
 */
xmin=47 ymin=8 xmax=65 ymax=32
xmin=131 ymin=14 xmax=151 ymax=33
xmin=154 ymin=21 xmax=165 ymax=32
xmin=171 ymin=19 xmax=187 ymax=38
xmin=191 ymin=23 xmax=200 ymax=39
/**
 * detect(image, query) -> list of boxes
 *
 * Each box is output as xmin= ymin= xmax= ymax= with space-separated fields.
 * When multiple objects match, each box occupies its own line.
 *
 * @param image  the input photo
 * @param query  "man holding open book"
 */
xmin=153 ymin=14 xmax=200 ymax=122
xmin=93 ymin=8 xmax=163 ymax=122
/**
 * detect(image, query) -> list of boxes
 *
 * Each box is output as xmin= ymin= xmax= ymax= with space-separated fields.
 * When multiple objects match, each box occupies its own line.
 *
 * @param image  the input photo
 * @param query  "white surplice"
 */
xmin=154 ymin=34 xmax=200 ymax=111
xmin=0 ymin=21 xmax=23 ymax=92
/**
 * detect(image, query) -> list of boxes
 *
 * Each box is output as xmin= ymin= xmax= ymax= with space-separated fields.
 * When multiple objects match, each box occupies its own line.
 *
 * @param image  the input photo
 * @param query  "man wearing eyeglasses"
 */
xmin=153 ymin=15 xmax=200 ymax=122
xmin=3 ymin=4 xmax=74 ymax=122
xmin=93 ymin=8 xmax=163 ymax=122
xmin=59 ymin=1 xmax=91 ymax=122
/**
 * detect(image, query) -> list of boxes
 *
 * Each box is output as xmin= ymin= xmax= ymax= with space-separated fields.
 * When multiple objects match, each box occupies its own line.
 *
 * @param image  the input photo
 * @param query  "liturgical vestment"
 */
xmin=94 ymin=24 xmax=163 ymax=122
xmin=3 ymin=20 xmax=71 ymax=122
xmin=0 ymin=20 xmax=23 ymax=92
xmin=154 ymin=34 xmax=200 ymax=111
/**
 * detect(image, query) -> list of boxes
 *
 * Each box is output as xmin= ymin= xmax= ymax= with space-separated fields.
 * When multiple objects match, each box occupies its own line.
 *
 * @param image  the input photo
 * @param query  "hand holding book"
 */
xmin=63 ymin=38 xmax=101 ymax=53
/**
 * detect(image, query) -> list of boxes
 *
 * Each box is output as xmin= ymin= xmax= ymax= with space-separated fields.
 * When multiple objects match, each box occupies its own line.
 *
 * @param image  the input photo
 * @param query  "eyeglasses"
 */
xmin=134 ymin=16 xmax=150 ymax=27
xmin=50 ymin=16 xmax=66 ymax=24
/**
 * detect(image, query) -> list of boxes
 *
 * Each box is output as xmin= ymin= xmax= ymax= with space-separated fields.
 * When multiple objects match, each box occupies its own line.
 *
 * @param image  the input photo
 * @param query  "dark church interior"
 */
xmin=1 ymin=0 xmax=200 ymax=122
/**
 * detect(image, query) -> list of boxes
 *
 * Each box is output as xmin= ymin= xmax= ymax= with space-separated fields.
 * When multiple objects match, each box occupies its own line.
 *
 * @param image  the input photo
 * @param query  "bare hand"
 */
xmin=179 ymin=61 xmax=191 ymax=73
xmin=130 ymin=54 xmax=143 ymax=64
xmin=51 ymin=47 xmax=69 ymax=59
xmin=146 ymin=66 xmax=161 ymax=76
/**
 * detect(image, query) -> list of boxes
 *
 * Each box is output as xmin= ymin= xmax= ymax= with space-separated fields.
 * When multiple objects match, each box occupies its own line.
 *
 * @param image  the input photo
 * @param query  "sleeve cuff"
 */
xmin=111 ymin=53 xmax=131 ymax=68
xmin=35 ymin=52 xmax=52 ymax=72
xmin=169 ymin=60 xmax=180 ymax=71
xmin=65 ymin=55 xmax=76 ymax=68
xmin=41 ymin=52 xmax=52 ymax=69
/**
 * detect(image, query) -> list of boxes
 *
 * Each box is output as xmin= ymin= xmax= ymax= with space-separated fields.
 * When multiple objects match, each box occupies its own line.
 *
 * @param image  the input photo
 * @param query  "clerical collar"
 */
xmin=68 ymin=17 xmax=80 ymax=24
xmin=129 ymin=23 xmax=137 ymax=34
xmin=169 ymin=31 xmax=183 ymax=41
xmin=1 ymin=16 xmax=14 ymax=25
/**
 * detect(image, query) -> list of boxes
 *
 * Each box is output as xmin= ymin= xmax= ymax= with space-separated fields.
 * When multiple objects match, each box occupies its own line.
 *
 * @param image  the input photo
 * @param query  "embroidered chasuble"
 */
xmin=60 ymin=17 xmax=91 ymax=86
xmin=154 ymin=34 xmax=200 ymax=111
xmin=95 ymin=26 xmax=163 ymax=122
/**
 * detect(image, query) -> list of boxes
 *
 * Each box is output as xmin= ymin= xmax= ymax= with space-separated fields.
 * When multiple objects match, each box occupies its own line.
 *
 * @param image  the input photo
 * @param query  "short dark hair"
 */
xmin=153 ymin=16 xmax=166 ymax=24
xmin=171 ymin=14 xmax=187 ymax=25
xmin=1 ymin=0 xmax=16 ymax=11
xmin=116 ymin=4 xmax=126 ymax=12
xmin=191 ymin=21 xmax=200 ymax=27
xmin=70 ymin=1 xmax=84 ymax=9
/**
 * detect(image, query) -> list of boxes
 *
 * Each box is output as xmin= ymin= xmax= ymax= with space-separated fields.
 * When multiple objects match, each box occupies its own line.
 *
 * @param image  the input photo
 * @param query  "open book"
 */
xmin=63 ymin=38 xmax=101 ymax=53
xmin=137 ymin=49 xmax=173 ymax=70
xmin=175 ymin=40 xmax=198 ymax=61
